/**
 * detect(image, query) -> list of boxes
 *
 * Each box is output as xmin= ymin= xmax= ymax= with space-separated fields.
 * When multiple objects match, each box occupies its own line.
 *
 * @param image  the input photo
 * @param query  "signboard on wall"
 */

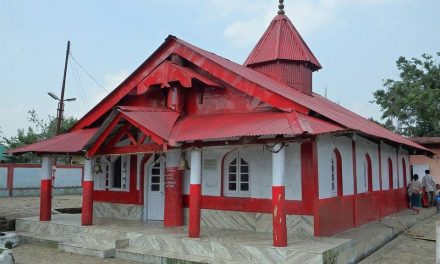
xmin=203 ymin=159 xmax=217 ymax=170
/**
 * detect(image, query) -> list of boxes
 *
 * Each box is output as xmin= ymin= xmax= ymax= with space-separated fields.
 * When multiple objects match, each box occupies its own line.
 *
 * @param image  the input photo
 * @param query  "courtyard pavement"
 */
xmin=0 ymin=195 xmax=81 ymax=220
xmin=360 ymin=211 xmax=438 ymax=263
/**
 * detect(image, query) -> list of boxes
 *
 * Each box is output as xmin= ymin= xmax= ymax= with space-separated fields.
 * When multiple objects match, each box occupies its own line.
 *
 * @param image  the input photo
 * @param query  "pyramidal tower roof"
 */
xmin=244 ymin=2 xmax=322 ymax=71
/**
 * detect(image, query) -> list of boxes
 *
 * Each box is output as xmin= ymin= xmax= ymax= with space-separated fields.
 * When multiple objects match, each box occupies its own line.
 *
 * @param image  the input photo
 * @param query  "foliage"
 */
xmin=373 ymin=52 xmax=440 ymax=137
xmin=2 ymin=110 xmax=78 ymax=163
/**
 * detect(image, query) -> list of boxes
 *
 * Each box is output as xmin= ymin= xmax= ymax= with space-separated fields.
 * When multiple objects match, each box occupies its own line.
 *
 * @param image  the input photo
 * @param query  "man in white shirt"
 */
xmin=422 ymin=169 xmax=436 ymax=208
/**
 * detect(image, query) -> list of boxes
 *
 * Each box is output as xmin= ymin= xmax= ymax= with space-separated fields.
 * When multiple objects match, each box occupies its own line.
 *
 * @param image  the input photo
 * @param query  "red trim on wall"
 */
xmin=402 ymin=158 xmax=407 ymax=188
xmin=366 ymin=154 xmax=373 ymax=192
xmin=354 ymin=191 xmax=381 ymax=227
xmin=334 ymin=148 xmax=343 ymax=196
xmin=388 ymin=158 xmax=393 ymax=189
xmin=315 ymin=195 xmax=354 ymax=236
xmin=182 ymin=195 xmax=311 ymax=215
xmin=301 ymin=140 xmax=318 ymax=214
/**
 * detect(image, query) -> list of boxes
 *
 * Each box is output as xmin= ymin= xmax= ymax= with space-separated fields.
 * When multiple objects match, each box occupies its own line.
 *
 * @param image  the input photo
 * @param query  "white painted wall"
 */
xmin=355 ymin=136 xmax=380 ymax=193
xmin=380 ymin=142 xmax=398 ymax=190
xmin=13 ymin=168 xmax=41 ymax=188
xmin=317 ymin=134 xmax=354 ymax=199
xmin=182 ymin=143 xmax=302 ymax=200
xmin=53 ymin=167 xmax=82 ymax=187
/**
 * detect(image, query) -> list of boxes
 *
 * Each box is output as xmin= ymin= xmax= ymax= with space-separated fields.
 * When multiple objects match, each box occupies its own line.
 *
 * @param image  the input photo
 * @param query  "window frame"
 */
xmin=108 ymin=155 xmax=130 ymax=192
xmin=224 ymin=151 xmax=251 ymax=197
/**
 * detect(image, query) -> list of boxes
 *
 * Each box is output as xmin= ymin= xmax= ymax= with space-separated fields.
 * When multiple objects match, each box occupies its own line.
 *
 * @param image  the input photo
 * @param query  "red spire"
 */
xmin=244 ymin=14 xmax=321 ymax=71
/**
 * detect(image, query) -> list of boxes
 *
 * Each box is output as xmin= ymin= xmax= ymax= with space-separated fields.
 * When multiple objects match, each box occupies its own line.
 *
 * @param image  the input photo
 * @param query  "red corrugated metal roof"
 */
xmin=169 ymin=111 xmax=344 ymax=142
xmin=118 ymin=106 xmax=179 ymax=140
xmin=244 ymin=15 xmax=321 ymax=70
xmin=173 ymin=38 xmax=428 ymax=151
xmin=7 ymin=128 xmax=98 ymax=155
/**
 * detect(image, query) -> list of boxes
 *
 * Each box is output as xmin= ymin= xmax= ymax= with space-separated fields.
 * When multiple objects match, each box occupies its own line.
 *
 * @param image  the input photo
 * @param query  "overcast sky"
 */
xmin=1 ymin=0 xmax=439 ymax=138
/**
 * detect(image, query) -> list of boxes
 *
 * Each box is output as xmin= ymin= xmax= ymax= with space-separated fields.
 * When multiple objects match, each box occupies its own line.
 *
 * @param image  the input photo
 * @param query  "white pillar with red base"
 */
xmin=188 ymin=148 xmax=202 ymax=238
xmin=40 ymin=156 xmax=54 ymax=221
xmin=272 ymin=143 xmax=287 ymax=247
xmin=82 ymin=158 xmax=94 ymax=226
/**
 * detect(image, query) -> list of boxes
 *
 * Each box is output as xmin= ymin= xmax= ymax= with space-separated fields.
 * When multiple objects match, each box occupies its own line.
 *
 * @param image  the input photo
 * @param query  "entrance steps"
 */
xmin=16 ymin=210 xmax=438 ymax=264
xmin=15 ymin=218 xmax=130 ymax=259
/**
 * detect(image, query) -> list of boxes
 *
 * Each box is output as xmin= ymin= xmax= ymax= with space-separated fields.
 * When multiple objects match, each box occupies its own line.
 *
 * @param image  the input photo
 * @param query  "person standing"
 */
xmin=422 ymin=169 xmax=436 ymax=208
xmin=409 ymin=174 xmax=422 ymax=214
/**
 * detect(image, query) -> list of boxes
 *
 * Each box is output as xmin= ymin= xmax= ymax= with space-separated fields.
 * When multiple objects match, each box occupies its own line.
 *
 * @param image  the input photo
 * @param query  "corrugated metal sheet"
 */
xmin=169 ymin=111 xmax=344 ymax=142
xmin=7 ymin=128 xmax=98 ymax=155
xmin=174 ymin=38 xmax=428 ymax=151
xmin=118 ymin=106 xmax=179 ymax=140
xmin=243 ymin=14 xmax=321 ymax=70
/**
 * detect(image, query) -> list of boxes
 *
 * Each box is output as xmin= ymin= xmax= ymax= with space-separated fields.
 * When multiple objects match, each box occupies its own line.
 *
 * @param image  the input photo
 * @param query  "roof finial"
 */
xmin=278 ymin=0 xmax=285 ymax=15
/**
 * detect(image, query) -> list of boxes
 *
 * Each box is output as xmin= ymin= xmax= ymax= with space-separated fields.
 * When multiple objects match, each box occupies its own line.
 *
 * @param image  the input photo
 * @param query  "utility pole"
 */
xmin=56 ymin=40 xmax=71 ymax=136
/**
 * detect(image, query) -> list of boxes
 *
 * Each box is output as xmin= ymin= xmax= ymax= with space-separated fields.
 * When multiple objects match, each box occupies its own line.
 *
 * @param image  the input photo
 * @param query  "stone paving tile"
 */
xmin=0 ymin=195 xmax=82 ymax=219
xmin=360 ymin=213 xmax=438 ymax=264
xmin=13 ymin=244 xmax=138 ymax=264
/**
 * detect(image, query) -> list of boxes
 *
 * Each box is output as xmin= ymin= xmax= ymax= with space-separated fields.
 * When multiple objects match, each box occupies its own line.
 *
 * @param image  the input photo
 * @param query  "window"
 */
xmin=112 ymin=156 xmax=122 ymax=188
xmin=225 ymin=152 xmax=250 ymax=196
xmin=150 ymin=162 xmax=161 ymax=192
xmin=331 ymin=148 xmax=343 ymax=197
xmin=108 ymin=155 xmax=129 ymax=191
xmin=365 ymin=154 xmax=373 ymax=192
xmin=388 ymin=158 xmax=393 ymax=189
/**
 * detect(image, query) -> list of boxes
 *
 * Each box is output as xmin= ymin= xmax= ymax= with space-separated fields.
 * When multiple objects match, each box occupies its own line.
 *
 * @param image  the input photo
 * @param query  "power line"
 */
xmin=69 ymin=53 xmax=109 ymax=93
xmin=69 ymin=59 xmax=89 ymax=110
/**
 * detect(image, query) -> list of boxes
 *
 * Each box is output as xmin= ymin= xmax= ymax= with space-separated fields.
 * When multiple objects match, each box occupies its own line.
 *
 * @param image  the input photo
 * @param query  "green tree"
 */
xmin=373 ymin=52 xmax=440 ymax=137
xmin=2 ymin=110 xmax=78 ymax=163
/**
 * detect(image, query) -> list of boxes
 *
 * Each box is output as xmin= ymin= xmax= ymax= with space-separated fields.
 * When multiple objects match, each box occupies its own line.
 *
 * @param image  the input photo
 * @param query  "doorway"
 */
xmin=146 ymin=158 xmax=165 ymax=220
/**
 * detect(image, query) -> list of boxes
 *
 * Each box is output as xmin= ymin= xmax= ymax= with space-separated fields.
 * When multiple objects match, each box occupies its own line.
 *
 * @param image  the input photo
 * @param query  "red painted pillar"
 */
xmin=188 ymin=148 xmax=202 ymax=238
xmin=272 ymin=143 xmax=287 ymax=247
xmin=40 ymin=157 xmax=54 ymax=221
xmin=82 ymin=158 xmax=94 ymax=226
xmin=164 ymin=150 xmax=184 ymax=227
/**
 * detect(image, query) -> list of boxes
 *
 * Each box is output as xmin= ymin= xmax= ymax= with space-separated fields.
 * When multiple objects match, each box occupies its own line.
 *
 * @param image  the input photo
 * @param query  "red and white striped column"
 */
xmin=188 ymin=148 xmax=202 ymax=238
xmin=82 ymin=158 xmax=94 ymax=226
xmin=272 ymin=143 xmax=287 ymax=247
xmin=40 ymin=156 xmax=54 ymax=221
xmin=164 ymin=150 xmax=184 ymax=227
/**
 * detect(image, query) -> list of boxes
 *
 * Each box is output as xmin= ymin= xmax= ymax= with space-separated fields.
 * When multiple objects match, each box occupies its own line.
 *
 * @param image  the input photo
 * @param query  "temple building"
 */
xmin=10 ymin=2 xmax=429 ymax=248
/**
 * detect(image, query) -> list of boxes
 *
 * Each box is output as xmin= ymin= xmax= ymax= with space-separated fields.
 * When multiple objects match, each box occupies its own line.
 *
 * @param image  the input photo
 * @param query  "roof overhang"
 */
xmin=7 ymin=128 xmax=99 ymax=156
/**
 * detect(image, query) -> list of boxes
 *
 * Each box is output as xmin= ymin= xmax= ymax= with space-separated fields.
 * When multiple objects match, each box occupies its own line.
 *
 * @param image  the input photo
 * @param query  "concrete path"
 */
xmin=0 ymin=195 xmax=81 ymax=219
xmin=360 ymin=211 xmax=438 ymax=264
xmin=13 ymin=244 xmax=137 ymax=264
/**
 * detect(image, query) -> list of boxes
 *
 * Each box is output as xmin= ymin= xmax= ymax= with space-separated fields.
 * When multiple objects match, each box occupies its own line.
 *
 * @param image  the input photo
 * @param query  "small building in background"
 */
xmin=0 ymin=145 xmax=6 ymax=163
xmin=410 ymin=137 xmax=440 ymax=182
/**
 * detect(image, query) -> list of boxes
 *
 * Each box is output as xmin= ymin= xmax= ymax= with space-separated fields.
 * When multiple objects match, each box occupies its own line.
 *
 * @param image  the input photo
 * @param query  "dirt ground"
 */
xmin=360 ymin=212 xmax=438 ymax=263
xmin=0 ymin=195 xmax=82 ymax=219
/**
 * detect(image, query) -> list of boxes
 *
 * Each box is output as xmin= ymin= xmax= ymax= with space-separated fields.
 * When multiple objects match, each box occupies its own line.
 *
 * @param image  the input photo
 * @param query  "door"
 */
xmin=148 ymin=159 xmax=165 ymax=220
